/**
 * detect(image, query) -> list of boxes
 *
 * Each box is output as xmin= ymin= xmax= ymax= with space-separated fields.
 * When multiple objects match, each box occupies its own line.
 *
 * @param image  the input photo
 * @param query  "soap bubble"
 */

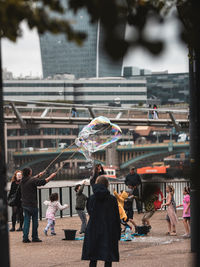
xmin=76 ymin=116 xmax=122 ymax=161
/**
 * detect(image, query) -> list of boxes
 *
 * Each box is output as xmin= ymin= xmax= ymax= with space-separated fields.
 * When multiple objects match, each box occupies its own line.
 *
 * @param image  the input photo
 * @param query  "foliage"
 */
xmin=0 ymin=0 xmax=86 ymax=44
xmin=0 ymin=0 xmax=199 ymax=59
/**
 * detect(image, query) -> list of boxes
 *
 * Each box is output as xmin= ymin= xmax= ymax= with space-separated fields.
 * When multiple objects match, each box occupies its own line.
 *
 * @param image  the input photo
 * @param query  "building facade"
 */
xmin=3 ymin=77 xmax=147 ymax=106
xmin=123 ymin=67 xmax=189 ymax=104
xmin=39 ymin=5 xmax=125 ymax=79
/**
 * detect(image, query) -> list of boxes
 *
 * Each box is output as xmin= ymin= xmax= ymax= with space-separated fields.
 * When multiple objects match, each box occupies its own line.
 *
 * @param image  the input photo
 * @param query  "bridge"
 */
xmin=4 ymin=100 xmax=189 ymax=130
xmin=13 ymin=142 xmax=189 ymax=170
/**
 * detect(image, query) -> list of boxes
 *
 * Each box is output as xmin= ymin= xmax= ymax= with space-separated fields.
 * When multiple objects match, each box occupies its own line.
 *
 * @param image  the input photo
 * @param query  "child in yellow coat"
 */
xmin=113 ymin=190 xmax=129 ymax=222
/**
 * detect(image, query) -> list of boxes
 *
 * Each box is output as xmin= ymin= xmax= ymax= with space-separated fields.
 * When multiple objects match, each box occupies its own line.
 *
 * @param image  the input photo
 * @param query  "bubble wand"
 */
xmin=43 ymin=141 xmax=75 ymax=173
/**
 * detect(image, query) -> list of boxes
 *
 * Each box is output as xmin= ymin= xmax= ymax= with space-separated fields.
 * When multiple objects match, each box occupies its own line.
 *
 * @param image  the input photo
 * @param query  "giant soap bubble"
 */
xmin=75 ymin=116 xmax=122 ymax=161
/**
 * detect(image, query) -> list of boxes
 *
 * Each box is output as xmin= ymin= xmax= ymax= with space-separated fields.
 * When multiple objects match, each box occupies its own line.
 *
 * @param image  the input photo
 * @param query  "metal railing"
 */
xmin=7 ymin=179 xmax=190 ymax=221
xmin=34 ymin=179 xmax=190 ymax=220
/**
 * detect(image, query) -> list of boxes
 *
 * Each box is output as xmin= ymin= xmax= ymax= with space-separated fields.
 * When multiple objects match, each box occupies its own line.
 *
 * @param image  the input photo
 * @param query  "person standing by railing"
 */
xmin=7 ymin=170 xmax=24 ymax=232
xmin=21 ymin=167 xmax=56 ymax=243
xmin=90 ymin=164 xmax=105 ymax=187
xmin=74 ymin=181 xmax=88 ymax=234
xmin=125 ymin=167 xmax=143 ymax=214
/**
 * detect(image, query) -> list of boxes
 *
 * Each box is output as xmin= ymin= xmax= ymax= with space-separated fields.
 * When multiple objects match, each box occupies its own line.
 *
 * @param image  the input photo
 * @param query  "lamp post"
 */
xmin=0 ymin=39 xmax=10 ymax=267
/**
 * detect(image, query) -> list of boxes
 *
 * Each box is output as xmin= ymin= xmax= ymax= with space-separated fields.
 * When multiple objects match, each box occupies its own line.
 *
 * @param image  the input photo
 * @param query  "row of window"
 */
xmin=7 ymin=128 xmax=79 ymax=136
xmin=3 ymin=82 xmax=145 ymax=88
xmin=4 ymin=91 xmax=146 ymax=96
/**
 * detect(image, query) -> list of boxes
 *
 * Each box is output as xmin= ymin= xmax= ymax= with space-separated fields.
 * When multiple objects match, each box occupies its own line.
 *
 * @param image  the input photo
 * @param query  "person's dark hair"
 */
xmin=94 ymin=164 xmax=101 ymax=173
xmin=50 ymin=193 xmax=59 ymax=202
xmin=22 ymin=167 xmax=32 ymax=178
xmin=130 ymin=167 xmax=135 ymax=171
xmin=184 ymin=186 xmax=190 ymax=195
xmin=74 ymin=184 xmax=81 ymax=192
xmin=96 ymin=175 xmax=109 ymax=188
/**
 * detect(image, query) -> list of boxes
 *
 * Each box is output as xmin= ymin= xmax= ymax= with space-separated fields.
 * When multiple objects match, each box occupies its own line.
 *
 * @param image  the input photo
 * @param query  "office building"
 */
xmin=39 ymin=5 xmax=125 ymax=79
xmin=123 ymin=67 xmax=189 ymax=104
xmin=3 ymin=77 xmax=147 ymax=107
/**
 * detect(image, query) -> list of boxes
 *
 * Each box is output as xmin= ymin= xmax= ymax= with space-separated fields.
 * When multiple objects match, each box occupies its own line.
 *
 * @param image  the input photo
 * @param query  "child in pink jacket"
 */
xmin=43 ymin=193 xmax=68 ymax=236
xmin=177 ymin=186 xmax=190 ymax=238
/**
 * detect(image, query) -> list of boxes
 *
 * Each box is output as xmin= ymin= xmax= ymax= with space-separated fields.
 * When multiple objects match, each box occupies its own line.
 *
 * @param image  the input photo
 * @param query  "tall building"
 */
xmin=39 ymin=6 xmax=125 ymax=79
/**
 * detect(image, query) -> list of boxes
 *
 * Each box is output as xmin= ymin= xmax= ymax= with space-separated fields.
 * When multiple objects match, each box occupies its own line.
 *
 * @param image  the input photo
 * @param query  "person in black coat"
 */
xmin=125 ymin=167 xmax=142 ymax=213
xmin=82 ymin=176 xmax=121 ymax=267
xmin=90 ymin=164 xmax=105 ymax=187
xmin=8 ymin=170 xmax=24 ymax=232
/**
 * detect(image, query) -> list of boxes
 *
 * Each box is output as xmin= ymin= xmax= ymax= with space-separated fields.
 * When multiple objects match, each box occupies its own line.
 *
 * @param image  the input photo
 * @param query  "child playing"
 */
xmin=113 ymin=189 xmax=136 ymax=231
xmin=74 ymin=181 xmax=88 ymax=234
xmin=161 ymin=185 xmax=178 ymax=236
xmin=43 ymin=193 xmax=68 ymax=236
xmin=176 ymin=186 xmax=190 ymax=238
xmin=141 ymin=191 xmax=158 ymax=229
xmin=124 ymin=189 xmax=138 ymax=231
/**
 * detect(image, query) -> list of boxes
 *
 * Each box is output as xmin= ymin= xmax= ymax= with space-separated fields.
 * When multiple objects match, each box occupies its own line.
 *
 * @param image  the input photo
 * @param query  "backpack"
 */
xmin=154 ymin=189 xmax=163 ymax=210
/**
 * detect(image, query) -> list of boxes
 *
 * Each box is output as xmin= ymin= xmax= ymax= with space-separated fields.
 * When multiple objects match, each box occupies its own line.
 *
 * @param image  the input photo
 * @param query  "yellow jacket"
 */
xmin=114 ymin=190 xmax=128 ymax=220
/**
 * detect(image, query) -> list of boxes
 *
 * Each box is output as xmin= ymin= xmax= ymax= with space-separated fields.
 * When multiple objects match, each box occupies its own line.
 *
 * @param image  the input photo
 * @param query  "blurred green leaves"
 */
xmin=0 ymin=0 xmax=198 ymax=59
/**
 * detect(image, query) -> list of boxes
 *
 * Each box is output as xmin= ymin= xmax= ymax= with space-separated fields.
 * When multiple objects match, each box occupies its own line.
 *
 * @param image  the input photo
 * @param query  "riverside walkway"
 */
xmin=9 ymin=210 xmax=193 ymax=267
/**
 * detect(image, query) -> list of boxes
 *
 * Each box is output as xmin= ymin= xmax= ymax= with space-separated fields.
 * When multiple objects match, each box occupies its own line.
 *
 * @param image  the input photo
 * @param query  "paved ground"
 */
xmin=9 ymin=210 xmax=194 ymax=267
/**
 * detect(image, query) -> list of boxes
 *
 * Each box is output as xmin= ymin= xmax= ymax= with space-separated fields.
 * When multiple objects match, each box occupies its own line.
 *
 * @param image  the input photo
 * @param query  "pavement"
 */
xmin=9 ymin=210 xmax=194 ymax=267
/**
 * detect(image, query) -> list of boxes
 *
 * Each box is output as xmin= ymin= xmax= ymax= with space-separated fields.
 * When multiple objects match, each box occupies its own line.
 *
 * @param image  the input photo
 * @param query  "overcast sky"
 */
xmin=1 ymin=14 xmax=188 ymax=78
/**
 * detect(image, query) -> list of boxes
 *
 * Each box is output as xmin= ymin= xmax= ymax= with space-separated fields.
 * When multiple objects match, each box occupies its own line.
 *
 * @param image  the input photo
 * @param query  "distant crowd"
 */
xmin=7 ymin=164 xmax=190 ymax=267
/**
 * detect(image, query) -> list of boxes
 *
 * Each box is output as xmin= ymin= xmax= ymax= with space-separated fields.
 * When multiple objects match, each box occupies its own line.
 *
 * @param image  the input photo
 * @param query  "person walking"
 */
xmin=125 ymin=167 xmax=142 ymax=213
xmin=21 ymin=167 xmax=56 ymax=243
xmin=8 ymin=170 xmax=24 ymax=232
xmin=74 ymin=181 xmax=88 ymax=234
xmin=82 ymin=176 xmax=121 ymax=267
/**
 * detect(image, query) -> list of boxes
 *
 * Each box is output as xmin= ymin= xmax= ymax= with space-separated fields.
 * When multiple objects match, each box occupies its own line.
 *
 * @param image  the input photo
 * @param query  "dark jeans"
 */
xmin=11 ymin=206 xmax=24 ymax=229
xmin=133 ymin=187 xmax=142 ymax=213
xmin=23 ymin=206 xmax=39 ymax=241
xmin=89 ymin=261 xmax=112 ymax=267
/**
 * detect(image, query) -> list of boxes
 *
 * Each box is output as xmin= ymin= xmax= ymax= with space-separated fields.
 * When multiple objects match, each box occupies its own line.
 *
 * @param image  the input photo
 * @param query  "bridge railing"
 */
xmin=7 ymin=179 xmax=190 ymax=221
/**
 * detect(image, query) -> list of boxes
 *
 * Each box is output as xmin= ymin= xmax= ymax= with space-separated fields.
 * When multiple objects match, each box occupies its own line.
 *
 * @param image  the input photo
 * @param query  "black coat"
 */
xmin=125 ymin=173 xmax=141 ymax=187
xmin=82 ymin=184 xmax=121 ymax=262
xmin=8 ymin=181 xmax=22 ymax=207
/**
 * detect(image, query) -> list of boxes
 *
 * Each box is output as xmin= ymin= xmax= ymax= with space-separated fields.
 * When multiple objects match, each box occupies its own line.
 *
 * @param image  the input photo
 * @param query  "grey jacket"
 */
xmin=75 ymin=184 xmax=87 ymax=210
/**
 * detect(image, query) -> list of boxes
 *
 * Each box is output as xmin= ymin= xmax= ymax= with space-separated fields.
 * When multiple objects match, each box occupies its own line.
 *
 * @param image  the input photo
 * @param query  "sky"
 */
xmin=1 ymin=14 xmax=188 ymax=78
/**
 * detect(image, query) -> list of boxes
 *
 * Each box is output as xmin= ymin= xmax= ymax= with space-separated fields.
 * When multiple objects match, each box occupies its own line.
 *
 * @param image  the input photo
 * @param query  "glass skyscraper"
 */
xmin=39 ymin=7 xmax=125 ymax=79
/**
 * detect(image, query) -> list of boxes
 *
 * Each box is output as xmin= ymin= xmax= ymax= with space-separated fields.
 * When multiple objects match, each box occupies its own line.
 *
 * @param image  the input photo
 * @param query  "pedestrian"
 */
xmin=82 ymin=176 xmax=121 ymax=267
xmin=74 ymin=181 xmax=88 ymax=234
xmin=21 ymin=167 xmax=56 ymax=243
xmin=176 ymin=186 xmax=190 ymax=238
xmin=125 ymin=167 xmax=142 ymax=213
xmin=161 ymin=185 xmax=178 ymax=236
xmin=71 ymin=107 xmax=78 ymax=117
xmin=7 ymin=170 xmax=24 ymax=232
xmin=153 ymin=104 xmax=159 ymax=119
xmin=90 ymin=164 xmax=105 ymax=187
xmin=43 ymin=193 xmax=68 ymax=236
xmin=148 ymin=104 xmax=153 ymax=119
